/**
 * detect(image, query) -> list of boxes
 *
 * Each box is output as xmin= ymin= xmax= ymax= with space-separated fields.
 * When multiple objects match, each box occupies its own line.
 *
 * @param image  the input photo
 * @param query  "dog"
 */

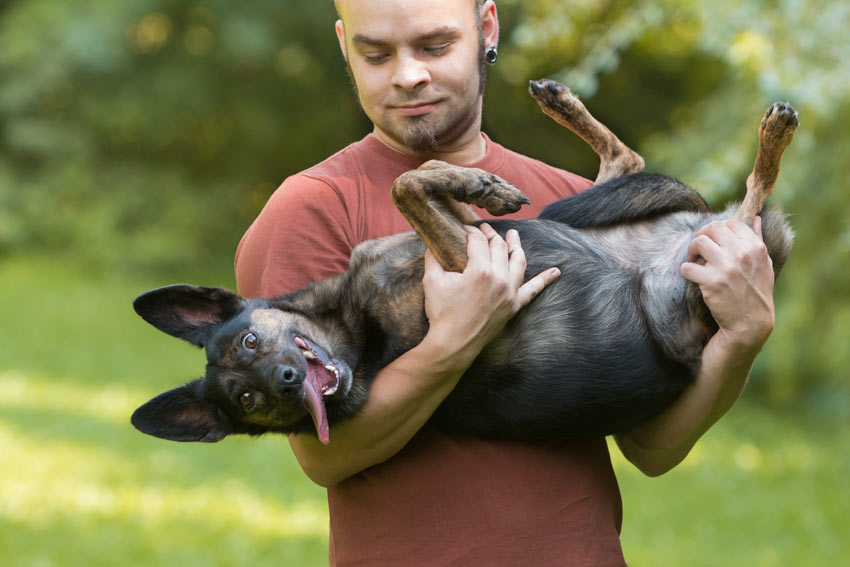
xmin=131 ymin=79 xmax=796 ymax=445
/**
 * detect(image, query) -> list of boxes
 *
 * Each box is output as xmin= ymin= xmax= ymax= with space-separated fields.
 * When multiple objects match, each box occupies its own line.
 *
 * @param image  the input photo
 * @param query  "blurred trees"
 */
xmin=0 ymin=0 xmax=366 ymax=271
xmin=496 ymin=0 xmax=850 ymax=407
xmin=1 ymin=0 xmax=847 ymax=403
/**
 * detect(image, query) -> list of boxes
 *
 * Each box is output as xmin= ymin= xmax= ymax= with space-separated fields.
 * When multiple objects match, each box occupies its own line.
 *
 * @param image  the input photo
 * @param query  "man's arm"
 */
xmin=615 ymin=216 xmax=775 ymax=476
xmin=289 ymin=225 xmax=561 ymax=487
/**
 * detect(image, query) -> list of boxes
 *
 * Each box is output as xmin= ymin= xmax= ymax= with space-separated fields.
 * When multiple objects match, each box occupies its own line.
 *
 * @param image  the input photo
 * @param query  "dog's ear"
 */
xmin=131 ymin=379 xmax=234 ymax=443
xmin=133 ymin=284 xmax=243 ymax=347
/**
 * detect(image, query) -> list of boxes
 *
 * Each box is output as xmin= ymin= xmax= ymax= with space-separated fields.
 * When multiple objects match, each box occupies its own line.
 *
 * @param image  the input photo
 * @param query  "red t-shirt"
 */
xmin=235 ymin=133 xmax=627 ymax=566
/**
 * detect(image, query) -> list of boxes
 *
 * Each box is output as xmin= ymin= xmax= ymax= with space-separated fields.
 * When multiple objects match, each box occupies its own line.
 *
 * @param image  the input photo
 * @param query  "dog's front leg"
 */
xmin=391 ymin=161 xmax=530 ymax=272
xmin=736 ymin=102 xmax=798 ymax=225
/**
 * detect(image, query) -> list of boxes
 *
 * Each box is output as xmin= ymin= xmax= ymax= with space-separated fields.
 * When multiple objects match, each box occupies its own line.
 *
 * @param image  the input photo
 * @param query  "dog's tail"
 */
xmin=538 ymin=173 xmax=711 ymax=228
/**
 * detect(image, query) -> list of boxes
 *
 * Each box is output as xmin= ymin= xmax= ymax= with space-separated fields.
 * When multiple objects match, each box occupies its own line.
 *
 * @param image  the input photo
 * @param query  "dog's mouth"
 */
xmin=294 ymin=335 xmax=342 ymax=445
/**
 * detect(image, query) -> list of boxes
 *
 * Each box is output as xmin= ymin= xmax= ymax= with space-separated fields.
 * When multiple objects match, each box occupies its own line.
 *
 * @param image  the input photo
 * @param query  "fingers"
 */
xmin=681 ymin=217 xmax=771 ymax=286
xmin=464 ymin=223 xmax=510 ymax=277
xmin=478 ymin=223 xmax=510 ymax=276
xmin=679 ymin=257 xmax=710 ymax=284
xmin=505 ymin=228 xmax=530 ymax=289
xmin=462 ymin=223 xmax=557 ymax=308
xmin=463 ymin=225 xmax=492 ymax=272
xmin=752 ymin=215 xmax=764 ymax=240
xmin=685 ymin=217 xmax=765 ymax=264
xmin=516 ymin=266 xmax=561 ymax=307
xmin=683 ymin=221 xmax=738 ymax=283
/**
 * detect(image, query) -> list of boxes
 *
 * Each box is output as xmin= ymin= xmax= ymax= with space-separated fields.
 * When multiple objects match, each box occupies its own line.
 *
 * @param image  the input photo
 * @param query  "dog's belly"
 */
xmin=431 ymin=218 xmax=699 ymax=440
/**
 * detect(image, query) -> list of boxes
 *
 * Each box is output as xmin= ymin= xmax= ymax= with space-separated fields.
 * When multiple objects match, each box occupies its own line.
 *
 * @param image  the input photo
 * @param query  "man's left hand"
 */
xmin=680 ymin=216 xmax=776 ymax=353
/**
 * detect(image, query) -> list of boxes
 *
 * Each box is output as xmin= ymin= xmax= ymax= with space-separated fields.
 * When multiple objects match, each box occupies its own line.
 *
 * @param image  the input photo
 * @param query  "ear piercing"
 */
xmin=485 ymin=46 xmax=498 ymax=65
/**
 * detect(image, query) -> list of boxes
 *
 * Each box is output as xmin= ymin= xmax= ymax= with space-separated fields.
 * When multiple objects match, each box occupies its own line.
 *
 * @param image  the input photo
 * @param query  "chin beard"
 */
xmin=401 ymin=117 xmax=438 ymax=152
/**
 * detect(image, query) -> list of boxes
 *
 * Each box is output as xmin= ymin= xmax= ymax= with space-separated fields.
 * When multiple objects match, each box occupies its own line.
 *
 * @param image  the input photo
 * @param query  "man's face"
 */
xmin=335 ymin=0 xmax=492 ymax=154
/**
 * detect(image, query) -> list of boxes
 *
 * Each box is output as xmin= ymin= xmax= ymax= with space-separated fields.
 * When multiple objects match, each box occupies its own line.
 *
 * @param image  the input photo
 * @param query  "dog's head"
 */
xmin=131 ymin=284 xmax=353 ymax=444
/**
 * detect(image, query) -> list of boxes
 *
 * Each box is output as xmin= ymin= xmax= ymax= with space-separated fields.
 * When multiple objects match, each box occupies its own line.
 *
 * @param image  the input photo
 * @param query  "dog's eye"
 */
xmin=239 ymin=391 xmax=254 ymax=410
xmin=242 ymin=332 xmax=258 ymax=350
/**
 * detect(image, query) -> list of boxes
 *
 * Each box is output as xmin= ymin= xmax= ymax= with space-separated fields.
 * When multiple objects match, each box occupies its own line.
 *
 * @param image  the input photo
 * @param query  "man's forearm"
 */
xmin=614 ymin=330 xmax=763 ymax=477
xmin=288 ymin=331 xmax=474 ymax=487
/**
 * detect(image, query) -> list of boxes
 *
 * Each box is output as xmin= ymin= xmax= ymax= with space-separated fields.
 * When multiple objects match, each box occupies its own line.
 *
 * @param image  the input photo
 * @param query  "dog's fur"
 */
xmin=131 ymin=80 xmax=796 ymax=444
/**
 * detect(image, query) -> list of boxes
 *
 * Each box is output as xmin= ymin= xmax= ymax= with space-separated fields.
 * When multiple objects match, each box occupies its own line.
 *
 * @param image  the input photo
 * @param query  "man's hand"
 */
xmin=680 ymin=216 xmax=775 ymax=352
xmin=423 ymin=223 xmax=560 ymax=368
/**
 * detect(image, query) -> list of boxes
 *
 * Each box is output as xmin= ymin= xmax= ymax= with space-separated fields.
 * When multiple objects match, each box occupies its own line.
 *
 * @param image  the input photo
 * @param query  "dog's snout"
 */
xmin=273 ymin=364 xmax=300 ymax=388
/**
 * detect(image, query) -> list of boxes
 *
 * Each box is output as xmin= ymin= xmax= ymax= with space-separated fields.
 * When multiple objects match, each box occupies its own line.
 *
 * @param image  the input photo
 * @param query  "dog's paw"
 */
xmin=760 ymin=102 xmax=798 ymax=148
xmin=458 ymin=170 xmax=529 ymax=216
xmin=528 ymin=79 xmax=583 ymax=121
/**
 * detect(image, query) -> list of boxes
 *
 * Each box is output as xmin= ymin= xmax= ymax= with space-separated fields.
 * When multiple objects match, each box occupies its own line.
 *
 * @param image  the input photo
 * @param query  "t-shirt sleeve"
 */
xmin=234 ymin=174 xmax=354 ymax=299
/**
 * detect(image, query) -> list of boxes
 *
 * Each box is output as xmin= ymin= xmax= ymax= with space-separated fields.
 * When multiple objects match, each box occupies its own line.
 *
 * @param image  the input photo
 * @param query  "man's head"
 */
xmin=333 ymin=0 xmax=499 ymax=156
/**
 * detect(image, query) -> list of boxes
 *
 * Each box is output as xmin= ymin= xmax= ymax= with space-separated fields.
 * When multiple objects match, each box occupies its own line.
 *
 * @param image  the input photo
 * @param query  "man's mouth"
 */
xmin=294 ymin=336 xmax=341 ymax=445
xmin=394 ymin=100 xmax=440 ymax=117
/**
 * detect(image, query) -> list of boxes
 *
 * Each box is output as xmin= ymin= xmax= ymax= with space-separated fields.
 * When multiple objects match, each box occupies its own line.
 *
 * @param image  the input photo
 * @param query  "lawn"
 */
xmin=1 ymin=255 xmax=847 ymax=566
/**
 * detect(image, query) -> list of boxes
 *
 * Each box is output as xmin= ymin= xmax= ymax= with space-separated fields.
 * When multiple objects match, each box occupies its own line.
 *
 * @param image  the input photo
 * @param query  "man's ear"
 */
xmin=131 ymin=379 xmax=234 ymax=443
xmin=335 ymin=19 xmax=348 ymax=61
xmin=480 ymin=0 xmax=500 ymax=49
xmin=133 ymin=284 xmax=243 ymax=347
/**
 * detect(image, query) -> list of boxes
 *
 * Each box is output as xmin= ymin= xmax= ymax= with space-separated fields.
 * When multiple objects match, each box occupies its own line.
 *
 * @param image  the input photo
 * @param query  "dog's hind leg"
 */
xmin=391 ymin=160 xmax=530 ymax=272
xmin=736 ymin=102 xmax=798 ymax=225
xmin=529 ymin=79 xmax=645 ymax=184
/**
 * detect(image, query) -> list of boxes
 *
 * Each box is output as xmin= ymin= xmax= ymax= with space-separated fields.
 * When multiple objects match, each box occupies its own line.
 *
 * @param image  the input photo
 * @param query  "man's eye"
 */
xmin=364 ymin=53 xmax=389 ymax=64
xmin=424 ymin=44 xmax=450 ymax=56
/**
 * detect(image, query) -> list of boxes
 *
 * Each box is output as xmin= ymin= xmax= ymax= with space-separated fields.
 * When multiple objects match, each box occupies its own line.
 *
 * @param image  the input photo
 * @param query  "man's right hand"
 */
xmin=422 ymin=223 xmax=561 ymax=371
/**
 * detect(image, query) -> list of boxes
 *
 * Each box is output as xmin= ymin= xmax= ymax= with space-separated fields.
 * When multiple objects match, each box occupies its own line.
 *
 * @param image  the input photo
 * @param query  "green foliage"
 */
xmin=0 ymin=0 xmax=363 ymax=270
xmin=491 ymin=0 xmax=850 ymax=403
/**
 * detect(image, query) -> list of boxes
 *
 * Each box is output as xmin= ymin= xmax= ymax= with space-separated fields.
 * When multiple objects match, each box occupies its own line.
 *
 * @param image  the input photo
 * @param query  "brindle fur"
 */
xmin=131 ymin=79 xmax=796 ymax=444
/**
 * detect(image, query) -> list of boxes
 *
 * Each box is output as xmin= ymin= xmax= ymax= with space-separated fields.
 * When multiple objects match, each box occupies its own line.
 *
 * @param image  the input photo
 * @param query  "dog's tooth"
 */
xmin=323 ymin=385 xmax=338 ymax=396
xmin=302 ymin=349 xmax=317 ymax=360
xmin=324 ymin=365 xmax=338 ymax=376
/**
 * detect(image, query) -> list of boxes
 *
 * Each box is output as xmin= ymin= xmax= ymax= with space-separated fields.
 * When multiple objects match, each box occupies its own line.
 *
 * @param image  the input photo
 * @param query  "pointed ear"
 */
xmin=131 ymin=379 xmax=234 ymax=443
xmin=133 ymin=284 xmax=243 ymax=347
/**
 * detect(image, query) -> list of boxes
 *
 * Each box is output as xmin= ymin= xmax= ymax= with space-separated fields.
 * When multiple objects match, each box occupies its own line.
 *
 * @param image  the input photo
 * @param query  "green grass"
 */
xmin=1 ymin=255 xmax=847 ymax=566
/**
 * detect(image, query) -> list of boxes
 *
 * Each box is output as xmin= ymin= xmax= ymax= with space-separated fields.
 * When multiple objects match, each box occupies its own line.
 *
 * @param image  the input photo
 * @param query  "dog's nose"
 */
xmin=273 ymin=364 xmax=301 ymax=389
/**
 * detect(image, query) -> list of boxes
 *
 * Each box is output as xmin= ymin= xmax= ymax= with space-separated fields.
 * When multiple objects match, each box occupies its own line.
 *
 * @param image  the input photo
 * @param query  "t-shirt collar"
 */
xmin=362 ymin=132 xmax=505 ymax=172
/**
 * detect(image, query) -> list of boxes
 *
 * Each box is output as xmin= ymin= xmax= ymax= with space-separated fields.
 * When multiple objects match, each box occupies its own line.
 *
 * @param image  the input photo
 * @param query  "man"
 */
xmin=234 ymin=0 xmax=777 ymax=564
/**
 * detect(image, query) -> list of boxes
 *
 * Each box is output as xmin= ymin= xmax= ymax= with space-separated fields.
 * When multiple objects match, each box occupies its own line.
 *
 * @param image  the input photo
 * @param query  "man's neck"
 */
xmin=371 ymin=127 xmax=488 ymax=166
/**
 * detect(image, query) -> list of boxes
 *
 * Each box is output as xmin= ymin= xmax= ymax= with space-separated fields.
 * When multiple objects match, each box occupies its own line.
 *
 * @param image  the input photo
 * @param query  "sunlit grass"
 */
xmin=0 ymin=371 xmax=326 ymax=539
xmin=0 ymin=419 xmax=326 ymax=537
xmin=0 ymin=369 xmax=141 ymax=425
xmin=612 ymin=403 xmax=849 ymax=566
xmin=1 ymin=255 xmax=847 ymax=566
xmin=0 ymin=256 xmax=328 ymax=566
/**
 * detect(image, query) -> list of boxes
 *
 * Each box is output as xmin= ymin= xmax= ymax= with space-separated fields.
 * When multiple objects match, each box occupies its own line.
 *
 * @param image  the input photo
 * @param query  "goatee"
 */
xmin=402 ymin=117 xmax=438 ymax=152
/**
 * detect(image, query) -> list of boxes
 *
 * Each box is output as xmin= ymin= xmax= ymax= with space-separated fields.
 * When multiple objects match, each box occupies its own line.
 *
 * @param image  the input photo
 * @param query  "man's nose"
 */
xmin=392 ymin=54 xmax=430 ymax=91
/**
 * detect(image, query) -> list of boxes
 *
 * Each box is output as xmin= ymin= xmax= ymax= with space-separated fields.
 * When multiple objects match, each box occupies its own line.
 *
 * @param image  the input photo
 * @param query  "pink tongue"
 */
xmin=302 ymin=373 xmax=329 ymax=444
